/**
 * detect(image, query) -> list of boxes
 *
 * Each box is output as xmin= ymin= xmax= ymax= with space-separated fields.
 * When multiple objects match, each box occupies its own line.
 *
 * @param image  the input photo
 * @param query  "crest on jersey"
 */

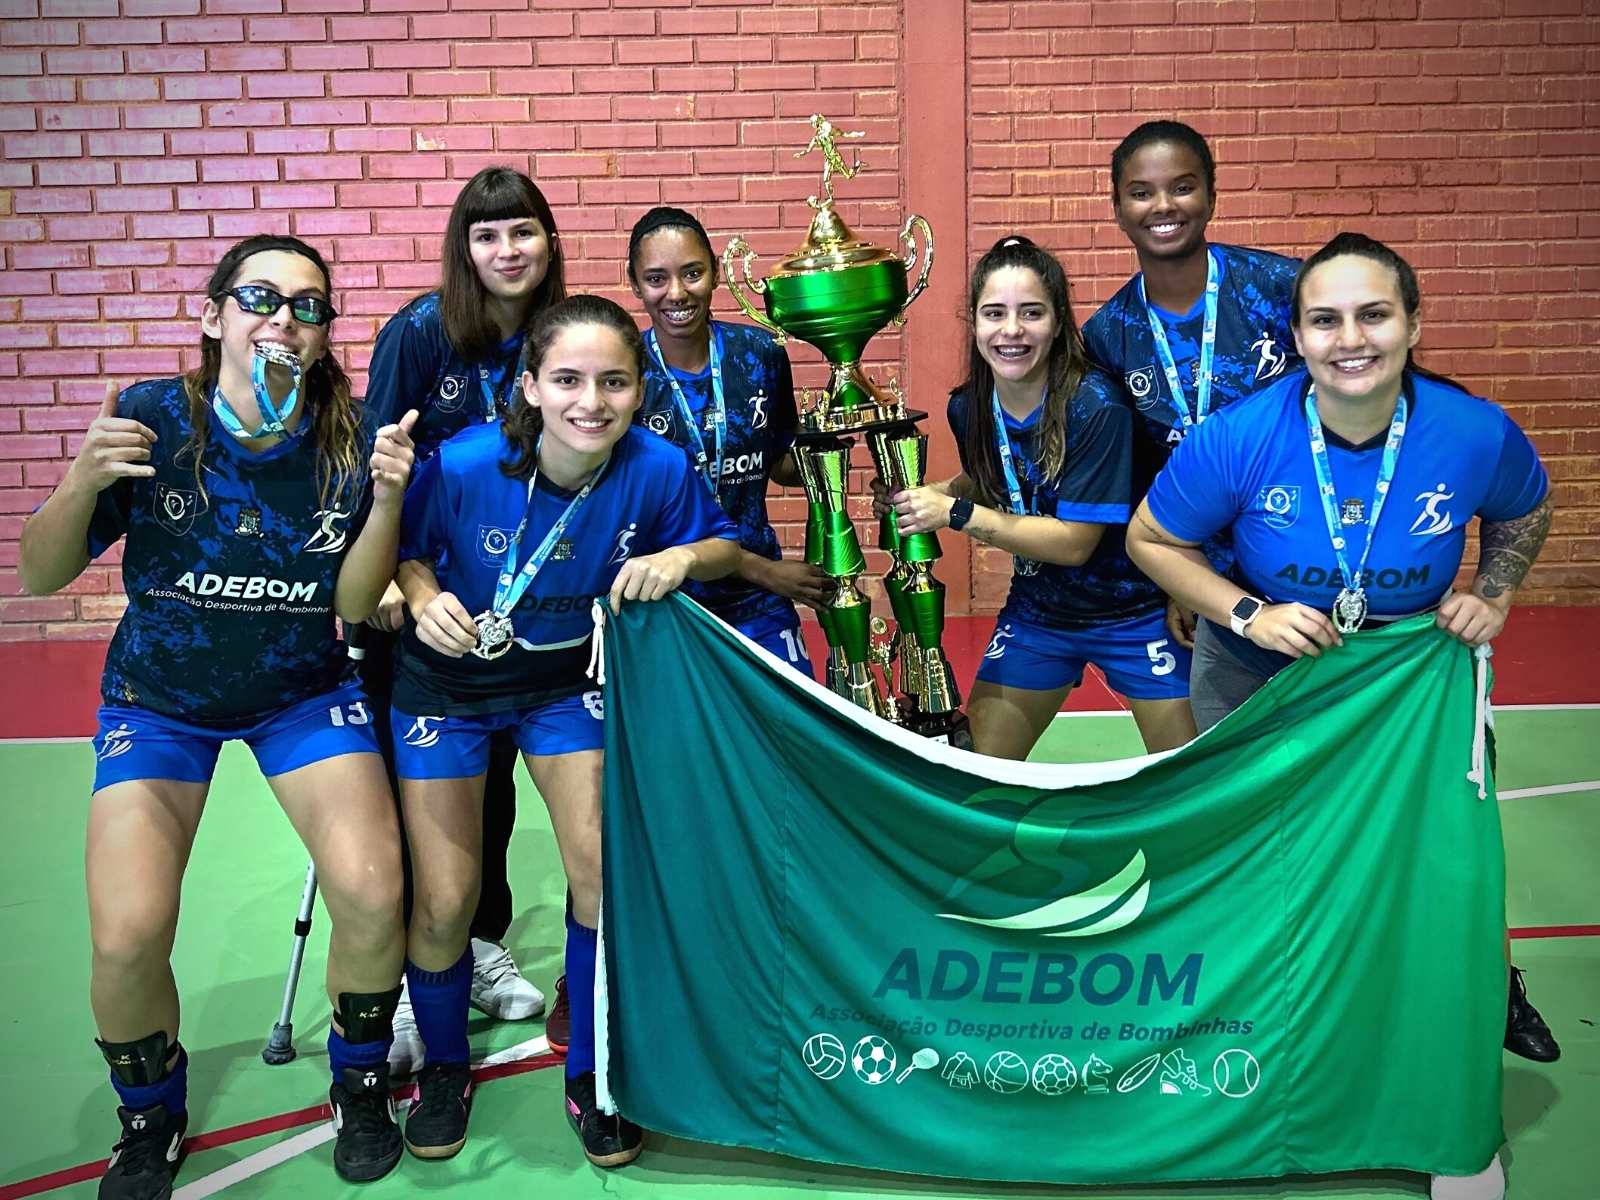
xmin=153 ymin=483 xmax=202 ymax=536
xmin=551 ymin=540 xmax=574 ymax=561
xmin=303 ymin=509 xmax=350 ymax=554
xmin=478 ymin=525 xmax=512 ymax=566
xmin=1251 ymin=330 xmax=1289 ymax=381
xmin=750 ymin=389 xmax=769 ymax=429
xmin=645 ymin=410 xmax=674 ymax=438
xmin=235 ymin=506 xmax=263 ymax=537
xmin=609 ymin=522 xmax=638 ymax=566
xmin=1125 ymin=366 xmax=1159 ymax=411
xmin=1260 ymin=485 xmax=1300 ymax=529
xmin=1408 ymin=483 xmax=1456 ymax=538
xmin=436 ymin=374 xmax=467 ymax=414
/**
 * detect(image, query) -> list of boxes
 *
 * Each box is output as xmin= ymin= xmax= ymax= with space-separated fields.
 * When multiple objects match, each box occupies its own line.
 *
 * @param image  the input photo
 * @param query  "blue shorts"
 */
xmin=975 ymin=609 xmax=1191 ymax=701
xmin=735 ymin=607 xmax=814 ymax=679
xmin=92 ymin=682 xmax=381 ymax=793
xmin=391 ymin=690 xmax=605 ymax=780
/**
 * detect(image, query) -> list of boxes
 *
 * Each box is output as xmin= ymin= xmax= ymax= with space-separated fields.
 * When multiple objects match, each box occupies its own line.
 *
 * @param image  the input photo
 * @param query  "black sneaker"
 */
xmin=329 ymin=1064 xmax=403 ymax=1183
xmin=404 ymin=1062 xmax=473 ymax=1160
xmin=100 ymin=1104 xmax=186 ymax=1200
xmin=1504 ymin=966 xmax=1561 ymax=1062
xmin=564 ymin=1071 xmax=642 ymax=1168
xmin=545 ymin=974 xmax=569 ymax=1056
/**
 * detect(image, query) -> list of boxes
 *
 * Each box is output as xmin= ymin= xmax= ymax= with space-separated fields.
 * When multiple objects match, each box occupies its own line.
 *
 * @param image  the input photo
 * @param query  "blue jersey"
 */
xmin=364 ymin=290 xmax=524 ymax=463
xmin=1083 ymin=243 xmax=1301 ymax=493
xmin=637 ymin=320 xmax=798 ymax=627
xmin=1147 ymin=368 xmax=1548 ymax=669
xmin=949 ymin=368 xmax=1161 ymax=630
xmin=394 ymin=423 xmax=737 ymax=715
xmin=87 ymin=377 xmax=371 ymax=725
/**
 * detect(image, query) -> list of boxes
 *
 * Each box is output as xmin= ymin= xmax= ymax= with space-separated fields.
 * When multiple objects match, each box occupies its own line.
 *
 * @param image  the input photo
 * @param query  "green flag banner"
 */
xmin=599 ymin=597 xmax=1504 ymax=1186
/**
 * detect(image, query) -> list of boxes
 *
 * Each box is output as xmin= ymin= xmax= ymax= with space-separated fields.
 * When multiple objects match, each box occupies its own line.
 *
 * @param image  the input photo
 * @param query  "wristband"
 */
xmin=948 ymin=497 xmax=974 ymax=531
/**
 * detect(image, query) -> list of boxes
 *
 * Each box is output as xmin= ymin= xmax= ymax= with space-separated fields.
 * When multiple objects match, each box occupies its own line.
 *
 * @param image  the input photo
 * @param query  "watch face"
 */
xmin=1231 ymin=597 xmax=1260 ymax=622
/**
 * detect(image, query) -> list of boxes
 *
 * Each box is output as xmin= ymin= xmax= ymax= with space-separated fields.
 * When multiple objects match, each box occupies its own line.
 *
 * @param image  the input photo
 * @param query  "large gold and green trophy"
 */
xmin=723 ymin=115 xmax=970 ymax=747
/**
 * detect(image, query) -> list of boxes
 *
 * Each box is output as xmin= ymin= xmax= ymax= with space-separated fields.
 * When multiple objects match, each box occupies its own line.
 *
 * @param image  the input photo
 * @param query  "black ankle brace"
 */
xmin=95 ymin=1030 xmax=179 ymax=1088
xmin=335 ymin=985 xmax=403 ymax=1045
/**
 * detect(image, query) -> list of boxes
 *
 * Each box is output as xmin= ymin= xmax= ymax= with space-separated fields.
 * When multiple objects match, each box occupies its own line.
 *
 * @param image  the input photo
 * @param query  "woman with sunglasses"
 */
xmin=19 ymin=234 xmax=419 ymax=1195
xmin=361 ymin=167 xmax=566 ymax=1072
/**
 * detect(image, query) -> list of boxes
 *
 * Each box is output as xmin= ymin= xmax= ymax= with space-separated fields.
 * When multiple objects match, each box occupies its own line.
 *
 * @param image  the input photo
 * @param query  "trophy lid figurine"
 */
xmin=723 ymin=115 xmax=933 ymax=433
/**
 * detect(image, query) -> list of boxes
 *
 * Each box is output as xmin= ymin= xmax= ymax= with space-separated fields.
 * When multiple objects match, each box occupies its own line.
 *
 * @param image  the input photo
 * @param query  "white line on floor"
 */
xmin=1499 ymin=780 xmax=1600 ymax=800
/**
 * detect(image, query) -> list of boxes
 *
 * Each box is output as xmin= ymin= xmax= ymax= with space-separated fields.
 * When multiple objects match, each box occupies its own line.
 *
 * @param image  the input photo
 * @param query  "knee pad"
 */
xmin=95 ymin=1030 xmax=179 ymax=1087
xmin=335 ymin=985 xmax=403 ymax=1045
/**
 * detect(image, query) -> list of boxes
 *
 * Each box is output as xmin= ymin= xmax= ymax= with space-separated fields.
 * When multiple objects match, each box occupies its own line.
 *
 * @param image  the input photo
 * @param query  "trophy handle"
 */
xmin=898 ymin=214 xmax=934 ymax=317
xmin=721 ymin=238 xmax=786 ymax=344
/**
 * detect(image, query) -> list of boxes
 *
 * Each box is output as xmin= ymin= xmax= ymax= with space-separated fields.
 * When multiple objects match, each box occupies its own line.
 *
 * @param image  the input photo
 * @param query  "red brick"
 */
xmin=246 ymin=16 xmax=325 ymax=40
xmin=162 ymin=18 xmax=241 ymax=44
xmin=291 ymin=44 xmax=368 ymax=70
xmin=288 ymin=99 xmax=366 ymax=125
xmin=166 ymin=129 xmax=247 ymax=155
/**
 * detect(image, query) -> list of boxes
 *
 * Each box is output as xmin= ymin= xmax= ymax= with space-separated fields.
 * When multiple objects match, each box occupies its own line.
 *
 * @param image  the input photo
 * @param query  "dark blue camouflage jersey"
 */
xmin=1082 ymin=243 xmax=1301 ymax=497
xmin=636 ymin=319 xmax=798 ymax=628
xmin=365 ymin=290 xmax=523 ymax=463
xmin=949 ymin=368 xmax=1161 ymax=630
xmin=88 ymin=377 xmax=372 ymax=725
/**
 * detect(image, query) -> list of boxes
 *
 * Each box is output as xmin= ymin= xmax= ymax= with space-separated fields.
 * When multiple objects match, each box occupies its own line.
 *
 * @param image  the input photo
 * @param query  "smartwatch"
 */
xmin=948 ymin=497 xmax=975 ymax=532
xmin=1229 ymin=596 xmax=1264 ymax=636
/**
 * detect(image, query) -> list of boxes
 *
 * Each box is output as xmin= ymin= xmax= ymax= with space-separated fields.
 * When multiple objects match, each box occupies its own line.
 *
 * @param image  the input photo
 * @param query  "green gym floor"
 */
xmin=0 ymin=707 xmax=1594 ymax=1199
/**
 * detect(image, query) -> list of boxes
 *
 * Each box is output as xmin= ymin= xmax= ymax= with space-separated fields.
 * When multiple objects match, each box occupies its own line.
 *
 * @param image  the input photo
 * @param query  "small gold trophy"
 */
xmin=724 ymin=117 xmax=970 ymax=747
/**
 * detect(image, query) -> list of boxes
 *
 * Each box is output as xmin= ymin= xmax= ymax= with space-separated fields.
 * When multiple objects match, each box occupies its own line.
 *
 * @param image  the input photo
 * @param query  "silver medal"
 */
xmin=470 ymin=611 xmax=515 ymax=661
xmin=1014 ymin=556 xmax=1042 ymax=577
xmin=1332 ymin=587 xmax=1368 ymax=634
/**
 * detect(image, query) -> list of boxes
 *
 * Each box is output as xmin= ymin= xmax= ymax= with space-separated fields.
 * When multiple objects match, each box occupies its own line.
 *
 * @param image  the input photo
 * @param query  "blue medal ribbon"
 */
xmin=471 ymin=438 xmax=610 ymax=660
xmin=212 ymin=345 xmax=302 ymax=440
xmin=990 ymin=386 xmax=1042 ymax=577
xmin=1139 ymin=247 xmax=1219 ymax=430
xmin=478 ymin=361 xmax=517 ymax=424
xmin=646 ymin=325 xmax=725 ymax=499
xmin=1303 ymin=383 xmax=1408 ymax=633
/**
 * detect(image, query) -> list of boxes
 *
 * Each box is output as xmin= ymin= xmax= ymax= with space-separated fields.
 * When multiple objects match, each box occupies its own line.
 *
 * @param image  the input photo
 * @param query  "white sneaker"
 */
xmin=1431 ymin=1152 xmax=1505 ymax=1200
xmin=387 ymin=980 xmax=424 ymax=1077
xmin=469 ymin=938 xmax=545 ymax=1021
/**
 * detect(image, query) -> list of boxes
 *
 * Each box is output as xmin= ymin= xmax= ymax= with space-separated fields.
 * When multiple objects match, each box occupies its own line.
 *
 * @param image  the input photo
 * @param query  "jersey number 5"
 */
xmin=1145 ymin=639 xmax=1177 ymax=677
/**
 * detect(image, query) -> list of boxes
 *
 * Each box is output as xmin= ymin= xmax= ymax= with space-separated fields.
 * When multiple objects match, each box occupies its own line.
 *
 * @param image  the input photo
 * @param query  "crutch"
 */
xmin=262 ymin=860 xmax=318 ymax=1065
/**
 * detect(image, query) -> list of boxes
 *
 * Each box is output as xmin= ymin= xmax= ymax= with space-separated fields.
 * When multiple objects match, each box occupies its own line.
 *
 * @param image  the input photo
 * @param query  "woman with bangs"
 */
xmin=19 ymin=233 xmax=420 ymax=1193
xmin=360 ymin=167 xmax=564 ymax=1073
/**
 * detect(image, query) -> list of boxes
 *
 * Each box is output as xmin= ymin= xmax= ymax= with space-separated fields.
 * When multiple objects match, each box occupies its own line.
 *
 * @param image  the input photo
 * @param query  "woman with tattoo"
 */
xmin=1127 ymin=232 xmax=1556 ymax=1200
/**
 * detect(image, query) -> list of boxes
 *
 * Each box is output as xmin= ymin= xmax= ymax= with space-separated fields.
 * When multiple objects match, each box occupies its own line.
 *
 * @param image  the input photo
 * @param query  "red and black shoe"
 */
xmin=545 ymin=974 xmax=569 ymax=1056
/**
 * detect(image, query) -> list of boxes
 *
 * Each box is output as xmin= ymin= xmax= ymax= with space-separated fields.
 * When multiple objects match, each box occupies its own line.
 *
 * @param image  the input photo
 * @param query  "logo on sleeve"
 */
xmin=1251 ymin=331 xmax=1288 ymax=381
xmin=1125 ymin=366 xmax=1158 ymax=410
xmin=750 ymin=389 xmax=769 ymax=429
xmin=1408 ymin=483 xmax=1455 ymax=537
xmin=303 ymin=509 xmax=350 ymax=554
xmin=608 ymin=522 xmax=638 ymax=565
xmin=154 ymin=483 xmax=203 ymax=536
xmin=436 ymin=374 xmax=467 ymax=413
xmin=1259 ymin=485 xmax=1300 ymax=529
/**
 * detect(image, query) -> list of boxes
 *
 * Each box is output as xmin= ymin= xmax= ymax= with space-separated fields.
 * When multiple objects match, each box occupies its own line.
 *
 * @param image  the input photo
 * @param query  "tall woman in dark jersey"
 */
xmin=19 ymin=235 xmax=419 ymax=1194
xmin=887 ymin=236 xmax=1196 ymax=757
xmin=389 ymin=296 xmax=738 ymax=1166
xmin=1127 ymin=236 xmax=1560 ymax=1181
xmin=1082 ymin=121 xmax=1301 ymax=661
xmin=362 ymin=167 xmax=565 ymax=1063
xmin=626 ymin=206 xmax=828 ymax=671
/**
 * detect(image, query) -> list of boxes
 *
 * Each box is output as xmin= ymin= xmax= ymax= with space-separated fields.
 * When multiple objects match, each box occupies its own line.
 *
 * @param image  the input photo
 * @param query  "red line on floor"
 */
xmin=1510 ymin=923 xmax=1600 ymax=939
xmin=0 ymin=1053 xmax=561 ymax=1200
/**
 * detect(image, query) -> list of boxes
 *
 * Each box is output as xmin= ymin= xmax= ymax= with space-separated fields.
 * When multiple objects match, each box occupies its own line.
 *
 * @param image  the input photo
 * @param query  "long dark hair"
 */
xmin=1110 ymin=120 xmax=1216 ymax=202
xmin=501 ymin=295 xmax=646 ymax=482
xmin=440 ymin=167 xmax=565 ymax=360
xmin=1290 ymin=231 xmax=1461 ymax=387
xmin=955 ymin=236 xmax=1089 ymax=503
xmin=184 ymin=234 xmax=360 ymax=506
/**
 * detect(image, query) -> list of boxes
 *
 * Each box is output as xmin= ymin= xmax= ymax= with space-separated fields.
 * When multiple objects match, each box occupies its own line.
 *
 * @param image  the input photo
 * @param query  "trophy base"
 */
xmin=799 ymin=405 xmax=927 ymax=437
xmin=901 ymin=706 xmax=973 ymax=750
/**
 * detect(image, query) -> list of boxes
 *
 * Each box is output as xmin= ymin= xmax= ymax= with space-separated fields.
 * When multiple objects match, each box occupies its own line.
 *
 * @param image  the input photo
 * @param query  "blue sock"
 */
xmin=564 ymin=913 xmax=597 ymax=1078
xmin=405 ymin=948 xmax=472 ymax=1066
xmin=110 ymin=1046 xmax=187 ymax=1116
xmin=328 ymin=1028 xmax=389 ymax=1084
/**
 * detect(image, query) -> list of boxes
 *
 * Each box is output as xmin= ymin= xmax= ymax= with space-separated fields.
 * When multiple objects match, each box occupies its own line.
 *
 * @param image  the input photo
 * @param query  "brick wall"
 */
xmin=1 ymin=1 xmax=1596 ymax=640
xmin=966 ymin=0 xmax=1600 ymax=611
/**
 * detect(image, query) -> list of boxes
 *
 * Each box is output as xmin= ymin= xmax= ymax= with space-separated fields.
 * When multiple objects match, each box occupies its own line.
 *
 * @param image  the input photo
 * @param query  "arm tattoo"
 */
xmin=1476 ymin=495 xmax=1552 ymax=599
xmin=1134 ymin=508 xmax=1199 ymax=549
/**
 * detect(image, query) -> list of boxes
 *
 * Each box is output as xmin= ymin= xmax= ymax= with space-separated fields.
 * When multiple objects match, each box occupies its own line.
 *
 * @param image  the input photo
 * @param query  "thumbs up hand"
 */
xmin=67 ymin=380 xmax=159 ymax=494
xmin=370 ymin=408 xmax=418 ymax=506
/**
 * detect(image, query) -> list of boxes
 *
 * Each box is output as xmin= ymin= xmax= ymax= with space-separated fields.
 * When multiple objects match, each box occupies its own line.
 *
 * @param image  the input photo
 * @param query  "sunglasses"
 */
xmin=219 ymin=285 xmax=338 ymax=327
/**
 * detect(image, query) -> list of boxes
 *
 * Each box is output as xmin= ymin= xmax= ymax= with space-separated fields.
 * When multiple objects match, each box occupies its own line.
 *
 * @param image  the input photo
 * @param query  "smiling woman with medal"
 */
xmin=362 ymin=167 xmax=567 ymax=1071
xmin=1127 ymin=235 xmax=1560 ymax=1179
xmin=19 ymin=234 xmax=422 ymax=1194
xmin=386 ymin=296 xmax=738 ymax=1167
xmin=884 ymin=236 xmax=1196 ymax=760
xmin=626 ymin=206 xmax=829 ymax=674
